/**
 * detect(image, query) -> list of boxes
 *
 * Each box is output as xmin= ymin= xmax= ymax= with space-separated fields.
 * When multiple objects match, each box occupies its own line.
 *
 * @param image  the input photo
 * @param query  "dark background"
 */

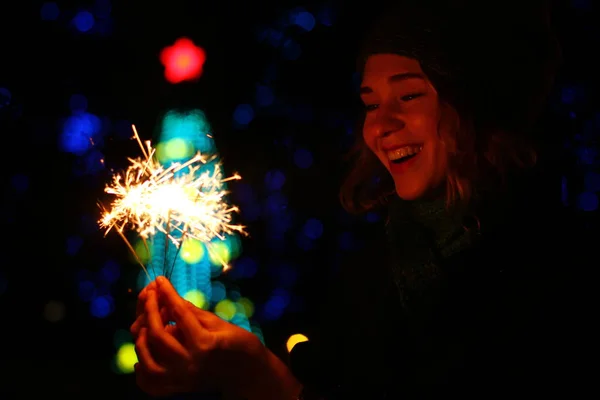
xmin=0 ymin=0 xmax=598 ymax=397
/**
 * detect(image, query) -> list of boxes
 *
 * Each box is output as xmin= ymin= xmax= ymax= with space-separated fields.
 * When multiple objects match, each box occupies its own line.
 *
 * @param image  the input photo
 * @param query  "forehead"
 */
xmin=361 ymin=54 xmax=424 ymax=82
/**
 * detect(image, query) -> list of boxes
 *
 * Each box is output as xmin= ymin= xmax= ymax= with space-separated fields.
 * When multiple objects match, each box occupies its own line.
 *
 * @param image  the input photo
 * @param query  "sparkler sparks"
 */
xmin=98 ymin=125 xmax=246 ymax=278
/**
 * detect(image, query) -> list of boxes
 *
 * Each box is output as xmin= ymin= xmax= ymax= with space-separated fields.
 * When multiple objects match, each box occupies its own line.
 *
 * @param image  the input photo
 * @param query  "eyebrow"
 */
xmin=360 ymin=72 xmax=426 ymax=94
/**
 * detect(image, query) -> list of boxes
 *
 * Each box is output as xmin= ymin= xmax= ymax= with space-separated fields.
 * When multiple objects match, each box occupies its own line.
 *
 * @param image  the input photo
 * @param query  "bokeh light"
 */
xmin=3 ymin=1 xmax=597 ymax=391
xmin=286 ymin=333 xmax=309 ymax=353
xmin=73 ymin=11 xmax=95 ymax=32
xmin=160 ymin=37 xmax=206 ymax=84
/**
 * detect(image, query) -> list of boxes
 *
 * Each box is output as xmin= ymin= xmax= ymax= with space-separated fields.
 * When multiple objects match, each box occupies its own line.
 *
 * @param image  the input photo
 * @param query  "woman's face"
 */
xmin=361 ymin=54 xmax=450 ymax=201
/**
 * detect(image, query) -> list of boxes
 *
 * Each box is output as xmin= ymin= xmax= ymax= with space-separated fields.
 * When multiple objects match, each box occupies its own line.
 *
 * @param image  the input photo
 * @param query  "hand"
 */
xmin=133 ymin=276 xmax=272 ymax=398
xmin=130 ymin=281 xmax=154 ymax=340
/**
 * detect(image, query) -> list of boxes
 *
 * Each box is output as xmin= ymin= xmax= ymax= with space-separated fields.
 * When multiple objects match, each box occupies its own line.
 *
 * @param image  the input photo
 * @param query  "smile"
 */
xmin=387 ymin=145 xmax=423 ymax=163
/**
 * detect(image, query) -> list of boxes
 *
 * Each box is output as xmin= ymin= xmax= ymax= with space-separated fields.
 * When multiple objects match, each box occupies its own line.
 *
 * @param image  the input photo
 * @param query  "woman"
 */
xmin=132 ymin=1 xmax=591 ymax=398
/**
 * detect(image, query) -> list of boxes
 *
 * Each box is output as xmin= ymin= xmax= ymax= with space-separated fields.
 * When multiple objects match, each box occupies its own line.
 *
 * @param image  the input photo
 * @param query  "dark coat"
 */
xmin=290 ymin=170 xmax=595 ymax=398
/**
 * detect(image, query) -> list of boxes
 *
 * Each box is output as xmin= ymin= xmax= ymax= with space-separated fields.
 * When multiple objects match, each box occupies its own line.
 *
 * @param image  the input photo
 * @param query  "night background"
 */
xmin=0 ymin=0 xmax=598 ymax=398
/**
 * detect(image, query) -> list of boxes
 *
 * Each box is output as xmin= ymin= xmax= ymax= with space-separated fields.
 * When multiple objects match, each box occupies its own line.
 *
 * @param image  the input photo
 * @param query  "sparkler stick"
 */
xmin=98 ymin=124 xmax=247 ymax=281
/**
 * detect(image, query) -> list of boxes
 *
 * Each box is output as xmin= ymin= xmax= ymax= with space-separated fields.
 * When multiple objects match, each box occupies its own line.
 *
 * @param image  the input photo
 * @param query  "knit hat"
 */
xmin=357 ymin=0 xmax=562 ymax=135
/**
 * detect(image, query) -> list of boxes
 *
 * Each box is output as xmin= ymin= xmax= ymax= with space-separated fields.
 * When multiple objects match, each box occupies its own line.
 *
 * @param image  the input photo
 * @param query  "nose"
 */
xmin=368 ymin=105 xmax=405 ymax=139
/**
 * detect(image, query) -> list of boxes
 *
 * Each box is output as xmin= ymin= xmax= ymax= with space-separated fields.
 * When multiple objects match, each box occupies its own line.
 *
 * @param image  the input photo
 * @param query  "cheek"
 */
xmin=362 ymin=127 xmax=376 ymax=153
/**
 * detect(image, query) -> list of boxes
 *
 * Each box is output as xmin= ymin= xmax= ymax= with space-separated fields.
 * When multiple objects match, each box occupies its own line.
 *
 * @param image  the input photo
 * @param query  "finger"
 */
xmin=130 ymin=314 xmax=146 ymax=338
xmin=136 ymin=281 xmax=156 ymax=317
xmin=146 ymin=289 xmax=191 ymax=361
xmin=134 ymin=327 xmax=167 ymax=376
xmin=134 ymin=363 xmax=180 ymax=398
xmin=183 ymin=299 xmax=226 ymax=330
xmin=160 ymin=306 xmax=171 ymax=325
xmin=156 ymin=276 xmax=206 ymax=343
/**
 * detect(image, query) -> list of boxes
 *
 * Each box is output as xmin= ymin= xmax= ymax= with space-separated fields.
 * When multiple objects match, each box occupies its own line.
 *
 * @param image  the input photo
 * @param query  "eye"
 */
xmin=364 ymin=104 xmax=379 ymax=112
xmin=400 ymin=93 xmax=424 ymax=102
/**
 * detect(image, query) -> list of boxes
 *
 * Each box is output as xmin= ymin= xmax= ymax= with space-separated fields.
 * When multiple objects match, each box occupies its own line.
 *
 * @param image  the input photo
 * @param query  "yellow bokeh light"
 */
xmin=286 ymin=333 xmax=309 ymax=353
xmin=180 ymin=238 xmax=205 ymax=264
xmin=156 ymin=138 xmax=194 ymax=163
xmin=132 ymin=238 xmax=151 ymax=264
xmin=184 ymin=289 xmax=207 ymax=309
xmin=209 ymin=241 xmax=231 ymax=267
xmin=116 ymin=343 xmax=138 ymax=374
xmin=237 ymin=297 xmax=254 ymax=318
xmin=215 ymin=299 xmax=236 ymax=321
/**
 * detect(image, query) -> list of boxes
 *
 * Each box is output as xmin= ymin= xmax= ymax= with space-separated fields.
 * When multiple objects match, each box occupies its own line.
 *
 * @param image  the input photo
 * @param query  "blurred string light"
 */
xmin=160 ymin=38 xmax=206 ymax=84
xmin=122 ymin=109 xmax=263 ymax=353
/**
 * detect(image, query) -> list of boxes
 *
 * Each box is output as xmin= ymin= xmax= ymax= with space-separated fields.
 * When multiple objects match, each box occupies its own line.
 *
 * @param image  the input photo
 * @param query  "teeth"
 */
xmin=387 ymin=145 xmax=423 ymax=161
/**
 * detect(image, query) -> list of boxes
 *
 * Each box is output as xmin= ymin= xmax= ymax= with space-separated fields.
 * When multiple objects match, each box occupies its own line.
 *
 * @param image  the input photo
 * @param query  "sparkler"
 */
xmin=98 ymin=125 xmax=246 ymax=280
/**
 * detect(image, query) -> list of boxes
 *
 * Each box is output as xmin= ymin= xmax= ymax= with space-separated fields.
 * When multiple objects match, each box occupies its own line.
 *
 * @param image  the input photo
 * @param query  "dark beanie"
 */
xmin=357 ymin=0 xmax=562 ymax=135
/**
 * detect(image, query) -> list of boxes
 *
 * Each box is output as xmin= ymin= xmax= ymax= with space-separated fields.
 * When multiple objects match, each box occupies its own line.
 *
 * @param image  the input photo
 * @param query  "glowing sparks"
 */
xmin=98 ymin=125 xmax=246 ymax=275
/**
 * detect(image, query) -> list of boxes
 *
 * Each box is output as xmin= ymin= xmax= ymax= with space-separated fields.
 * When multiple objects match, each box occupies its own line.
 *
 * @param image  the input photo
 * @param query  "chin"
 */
xmin=394 ymin=183 xmax=428 ymax=201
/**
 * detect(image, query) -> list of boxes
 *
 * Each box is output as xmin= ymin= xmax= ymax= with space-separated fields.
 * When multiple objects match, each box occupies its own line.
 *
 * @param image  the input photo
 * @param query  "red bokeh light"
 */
xmin=160 ymin=37 xmax=206 ymax=84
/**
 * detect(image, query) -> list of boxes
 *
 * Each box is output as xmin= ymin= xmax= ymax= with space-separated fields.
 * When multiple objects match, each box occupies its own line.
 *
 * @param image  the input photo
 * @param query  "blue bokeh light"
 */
xmin=296 ymin=233 xmax=315 ymax=251
xmin=211 ymin=281 xmax=227 ymax=303
xmin=73 ymin=11 xmax=95 ymax=32
xmin=583 ymin=171 xmax=600 ymax=192
xmin=264 ymin=192 xmax=288 ymax=217
xmin=77 ymin=149 xmax=105 ymax=175
xmin=90 ymin=295 xmax=113 ymax=318
xmin=233 ymin=104 xmax=254 ymax=125
xmin=577 ymin=192 xmax=599 ymax=211
xmin=282 ymin=39 xmax=302 ymax=60
xmin=264 ymin=169 xmax=286 ymax=191
xmin=365 ymin=212 xmax=381 ymax=223
xmin=78 ymin=280 xmax=96 ymax=302
xmin=264 ymin=28 xmax=284 ymax=47
xmin=59 ymin=112 xmax=102 ymax=155
xmin=262 ymin=288 xmax=291 ymax=320
xmin=40 ymin=2 xmax=60 ymax=21
xmin=236 ymin=256 xmax=259 ymax=279
xmin=302 ymin=218 xmax=324 ymax=239
xmin=99 ymin=260 xmax=120 ymax=284
xmin=293 ymin=11 xmax=316 ymax=31
xmin=0 ymin=87 xmax=12 ymax=108
xmin=293 ymin=148 xmax=313 ymax=169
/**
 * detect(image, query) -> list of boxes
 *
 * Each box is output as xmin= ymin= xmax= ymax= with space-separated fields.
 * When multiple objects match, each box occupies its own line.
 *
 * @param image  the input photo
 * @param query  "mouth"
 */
xmin=386 ymin=145 xmax=423 ymax=165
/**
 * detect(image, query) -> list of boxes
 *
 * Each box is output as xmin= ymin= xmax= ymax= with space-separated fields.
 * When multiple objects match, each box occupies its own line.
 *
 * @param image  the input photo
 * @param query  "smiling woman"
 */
xmin=340 ymin=0 xmax=559 ymax=214
xmin=130 ymin=1 xmax=593 ymax=399
xmin=359 ymin=55 xmax=450 ymax=201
